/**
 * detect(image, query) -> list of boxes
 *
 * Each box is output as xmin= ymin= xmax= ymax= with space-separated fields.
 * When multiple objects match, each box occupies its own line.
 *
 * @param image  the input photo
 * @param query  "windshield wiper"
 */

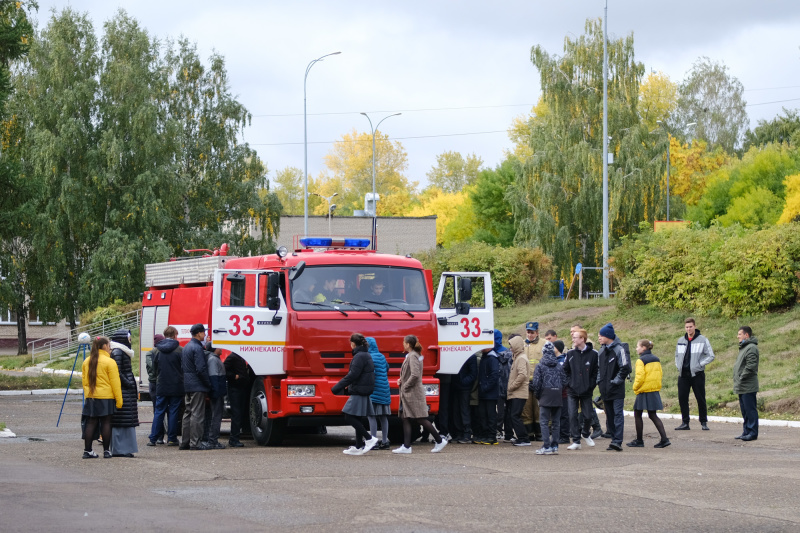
xmin=331 ymin=300 xmax=382 ymax=317
xmin=363 ymin=300 xmax=415 ymax=318
xmin=294 ymin=301 xmax=348 ymax=316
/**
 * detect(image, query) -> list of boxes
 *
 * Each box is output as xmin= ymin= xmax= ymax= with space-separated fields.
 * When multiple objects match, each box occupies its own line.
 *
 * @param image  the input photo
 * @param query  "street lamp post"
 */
xmin=360 ymin=112 xmax=401 ymax=250
xmin=310 ymin=192 xmax=338 ymax=236
xmin=304 ymin=51 xmax=341 ymax=238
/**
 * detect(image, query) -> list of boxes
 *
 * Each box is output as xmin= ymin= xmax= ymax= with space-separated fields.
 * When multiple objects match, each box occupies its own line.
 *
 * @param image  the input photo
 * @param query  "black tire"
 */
xmin=249 ymin=378 xmax=285 ymax=446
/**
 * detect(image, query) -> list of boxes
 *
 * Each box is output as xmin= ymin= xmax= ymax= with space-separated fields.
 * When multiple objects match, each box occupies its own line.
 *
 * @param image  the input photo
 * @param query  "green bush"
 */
xmin=80 ymin=299 xmax=142 ymax=326
xmin=612 ymin=223 xmax=800 ymax=316
xmin=418 ymin=242 xmax=552 ymax=308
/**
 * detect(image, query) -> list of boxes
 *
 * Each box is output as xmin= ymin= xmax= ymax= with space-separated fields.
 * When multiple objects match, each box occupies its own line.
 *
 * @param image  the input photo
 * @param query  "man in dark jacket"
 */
xmin=476 ymin=347 xmax=500 ymax=445
xmin=597 ymin=323 xmax=631 ymax=451
xmin=181 ymin=324 xmax=212 ymax=450
xmin=734 ymin=326 xmax=759 ymax=441
xmin=149 ymin=327 xmax=183 ymax=446
xmin=453 ymin=352 xmax=479 ymax=443
xmin=224 ymin=350 xmax=249 ymax=447
xmin=674 ymin=317 xmax=715 ymax=431
xmin=202 ymin=342 xmax=227 ymax=449
xmin=564 ymin=328 xmax=599 ymax=451
xmin=145 ymin=334 xmax=166 ymax=443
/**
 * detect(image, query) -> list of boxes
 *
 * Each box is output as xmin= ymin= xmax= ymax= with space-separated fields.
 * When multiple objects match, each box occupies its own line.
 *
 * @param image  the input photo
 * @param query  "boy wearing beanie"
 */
xmin=597 ymin=323 xmax=631 ymax=451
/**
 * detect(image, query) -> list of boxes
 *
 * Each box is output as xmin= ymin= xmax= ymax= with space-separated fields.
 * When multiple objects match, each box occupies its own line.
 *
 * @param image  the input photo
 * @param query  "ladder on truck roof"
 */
xmin=145 ymin=255 xmax=235 ymax=287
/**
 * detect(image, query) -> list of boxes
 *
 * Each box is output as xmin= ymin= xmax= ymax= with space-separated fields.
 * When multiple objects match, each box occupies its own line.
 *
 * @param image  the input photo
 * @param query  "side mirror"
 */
xmin=288 ymin=261 xmax=306 ymax=282
xmin=266 ymin=272 xmax=281 ymax=310
xmin=455 ymin=302 xmax=471 ymax=315
xmin=227 ymin=272 xmax=246 ymax=283
xmin=458 ymin=277 xmax=472 ymax=302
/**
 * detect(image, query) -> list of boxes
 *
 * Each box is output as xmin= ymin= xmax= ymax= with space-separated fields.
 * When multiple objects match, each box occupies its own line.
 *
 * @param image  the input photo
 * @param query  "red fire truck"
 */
xmin=139 ymin=238 xmax=493 ymax=445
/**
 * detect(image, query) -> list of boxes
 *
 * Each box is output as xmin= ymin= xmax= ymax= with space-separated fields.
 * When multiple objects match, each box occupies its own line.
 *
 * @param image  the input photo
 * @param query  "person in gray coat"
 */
xmin=181 ymin=324 xmax=211 ymax=451
xmin=734 ymin=326 xmax=759 ymax=441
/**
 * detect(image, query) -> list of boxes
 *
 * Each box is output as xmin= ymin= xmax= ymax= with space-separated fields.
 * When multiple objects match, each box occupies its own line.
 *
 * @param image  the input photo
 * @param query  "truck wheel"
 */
xmin=249 ymin=378 xmax=284 ymax=446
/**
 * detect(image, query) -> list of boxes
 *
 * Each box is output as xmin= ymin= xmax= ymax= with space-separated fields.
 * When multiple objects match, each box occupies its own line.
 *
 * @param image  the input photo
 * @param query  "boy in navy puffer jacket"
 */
xmin=531 ymin=342 xmax=568 ymax=454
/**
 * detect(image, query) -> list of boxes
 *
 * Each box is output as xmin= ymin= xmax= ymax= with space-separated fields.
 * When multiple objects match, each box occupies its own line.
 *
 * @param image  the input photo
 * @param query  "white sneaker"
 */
xmin=535 ymin=447 xmax=550 ymax=455
xmin=363 ymin=436 xmax=379 ymax=452
xmin=583 ymin=435 xmax=595 ymax=447
xmin=343 ymin=446 xmax=366 ymax=455
xmin=442 ymin=434 xmax=452 ymax=442
xmin=392 ymin=445 xmax=412 ymax=454
xmin=432 ymin=440 xmax=448 ymax=453
xmin=567 ymin=442 xmax=581 ymax=450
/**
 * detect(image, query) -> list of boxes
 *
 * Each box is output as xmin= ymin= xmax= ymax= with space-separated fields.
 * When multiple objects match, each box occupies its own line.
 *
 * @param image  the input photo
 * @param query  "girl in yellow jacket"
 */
xmin=627 ymin=339 xmax=670 ymax=449
xmin=81 ymin=336 xmax=123 ymax=459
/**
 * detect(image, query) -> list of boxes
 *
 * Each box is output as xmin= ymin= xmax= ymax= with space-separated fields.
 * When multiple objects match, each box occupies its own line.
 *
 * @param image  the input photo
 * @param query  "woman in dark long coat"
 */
xmin=109 ymin=329 xmax=139 ymax=457
xmin=332 ymin=333 xmax=377 ymax=455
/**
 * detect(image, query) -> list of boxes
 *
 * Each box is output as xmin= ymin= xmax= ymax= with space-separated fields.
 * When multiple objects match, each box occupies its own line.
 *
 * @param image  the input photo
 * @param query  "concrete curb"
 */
xmin=0 ymin=428 xmax=16 ymax=438
xmin=0 ymin=388 xmax=82 ymax=396
xmin=622 ymin=410 xmax=800 ymax=428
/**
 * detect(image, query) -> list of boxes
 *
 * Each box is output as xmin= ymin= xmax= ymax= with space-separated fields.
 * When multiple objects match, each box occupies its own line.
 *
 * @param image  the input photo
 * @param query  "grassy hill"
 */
xmin=495 ymin=299 xmax=800 ymax=420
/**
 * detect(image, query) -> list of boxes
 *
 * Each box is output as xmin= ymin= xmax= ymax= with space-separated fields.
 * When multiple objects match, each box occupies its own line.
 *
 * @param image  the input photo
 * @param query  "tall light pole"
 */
xmin=310 ymin=192 xmax=337 ymax=236
xmin=304 ymin=51 xmax=341 ymax=238
xmin=360 ymin=112 xmax=401 ymax=250
xmin=656 ymin=120 xmax=695 ymax=221
xmin=602 ymin=0 xmax=609 ymax=298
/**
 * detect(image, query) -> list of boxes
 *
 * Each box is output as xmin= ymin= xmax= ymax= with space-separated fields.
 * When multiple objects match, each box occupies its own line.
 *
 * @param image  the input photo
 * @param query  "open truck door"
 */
xmin=433 ymin=272 xmax=494 ymax=374
xmin=211 ymin=269 xmax=287 ymax=375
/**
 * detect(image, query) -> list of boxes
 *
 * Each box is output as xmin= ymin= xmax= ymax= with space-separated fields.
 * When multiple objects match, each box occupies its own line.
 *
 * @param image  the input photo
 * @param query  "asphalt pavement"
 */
xmin=1 ymin=394 xmax=800 ymax=532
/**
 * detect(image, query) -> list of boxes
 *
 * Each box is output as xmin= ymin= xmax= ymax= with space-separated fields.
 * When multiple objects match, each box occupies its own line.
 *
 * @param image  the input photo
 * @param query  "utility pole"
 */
xmin=602 ymin=0 xmax=610 ymax=298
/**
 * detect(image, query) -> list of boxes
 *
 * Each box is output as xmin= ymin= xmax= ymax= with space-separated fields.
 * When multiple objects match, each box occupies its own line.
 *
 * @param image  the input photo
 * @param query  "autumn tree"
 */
xmin=666 ymin=137 xmax=729 ymax=206
xmin=317 ymin=129 xmax=415 ymax=216
xmin=407 ymin=188 xmax=468 ymax=246
xmin=688 ymin=143 xmax=800 ymax=227
xmin=674 ymin=57 xmax=748 ymax=153
xmin=272 ymin=166 xmax=304 ymax=215
xmin=778 ymin=173 xmax=800 ymax=224
xmin=426 ymin=151 xmax=483 ymax=193
xmin=639 ymin=71 xmax=677 ymax=131
xmin=509 ymin=18 xmax=664 ymax=278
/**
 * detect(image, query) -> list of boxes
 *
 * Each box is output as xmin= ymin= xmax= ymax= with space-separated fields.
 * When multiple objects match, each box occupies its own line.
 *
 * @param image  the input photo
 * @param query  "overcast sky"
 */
xmin=35 ymin=1 xmax=800 ymax=191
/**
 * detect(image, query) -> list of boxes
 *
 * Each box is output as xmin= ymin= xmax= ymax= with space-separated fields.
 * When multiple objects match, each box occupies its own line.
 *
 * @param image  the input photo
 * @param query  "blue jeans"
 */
xmin=738 ymin=392 xmax=758 ymax=437
xmin=150 ymin=395 xmax=182 ymax=443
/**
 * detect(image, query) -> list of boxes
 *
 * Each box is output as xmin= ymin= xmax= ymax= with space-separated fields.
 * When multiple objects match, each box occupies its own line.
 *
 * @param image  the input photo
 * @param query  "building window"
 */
xmin=0 ymin=309 xmax=17 ymax=325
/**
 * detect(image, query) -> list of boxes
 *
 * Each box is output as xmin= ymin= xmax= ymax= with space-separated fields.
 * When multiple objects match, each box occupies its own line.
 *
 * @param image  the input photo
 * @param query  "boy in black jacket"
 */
xmin=597 ymin=323 xmax=631 ymax=451
xmin=564 ymin=328 xmax=599 ymax=451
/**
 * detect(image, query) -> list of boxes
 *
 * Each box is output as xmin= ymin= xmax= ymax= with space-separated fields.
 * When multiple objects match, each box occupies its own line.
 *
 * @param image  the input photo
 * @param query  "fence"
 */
xmin=25 ymin=309 xmax=141 ymax=365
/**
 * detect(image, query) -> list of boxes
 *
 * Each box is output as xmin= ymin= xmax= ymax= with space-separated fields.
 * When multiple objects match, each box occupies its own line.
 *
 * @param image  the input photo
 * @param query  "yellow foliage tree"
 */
xmin=315 ymin=129 xmax=416 ymax=216
xmin=407 ymin=187 xmax=468 ymax=246
xmin=639 ymin=71 xmax=677 ymax=130
xmin=778 ymin=173 xmax=800 ymax=223
xmin=668 ymin=137 xmax=729 ymax=206
xmin=506 ymin=98 xmax=549 ymax=160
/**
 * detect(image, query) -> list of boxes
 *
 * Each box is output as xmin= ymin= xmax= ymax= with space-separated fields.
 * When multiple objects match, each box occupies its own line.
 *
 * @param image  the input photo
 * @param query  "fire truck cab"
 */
xmin=140 ymin=238 xmax=494 ymax=445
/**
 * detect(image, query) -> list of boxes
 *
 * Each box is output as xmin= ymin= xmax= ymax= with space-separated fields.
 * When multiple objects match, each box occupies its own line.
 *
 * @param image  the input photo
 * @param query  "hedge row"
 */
xmin=417 ymin=242 xmax=552 ymax=308
xmin=612 ymin=223 xmax=800 ymax=317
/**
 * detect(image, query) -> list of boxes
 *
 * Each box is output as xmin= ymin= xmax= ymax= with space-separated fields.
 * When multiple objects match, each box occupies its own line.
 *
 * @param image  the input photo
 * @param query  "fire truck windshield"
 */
xmin=290 ymin=266 xmax=430 ymax=312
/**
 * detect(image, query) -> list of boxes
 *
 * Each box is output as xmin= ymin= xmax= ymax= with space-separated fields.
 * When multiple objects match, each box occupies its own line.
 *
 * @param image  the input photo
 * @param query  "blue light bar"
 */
xmin=299 ymin=237 xmax=371 ymax=249
xmin=343 ymin=239 xmax=371 ymax=248
xmin=300 ymin=238 xmax=332 ymax=247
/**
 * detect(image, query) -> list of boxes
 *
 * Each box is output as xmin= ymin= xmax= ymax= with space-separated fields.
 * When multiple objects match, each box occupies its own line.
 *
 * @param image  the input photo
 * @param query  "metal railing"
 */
xmin=26 ymin=309 xmax=141 ymax=366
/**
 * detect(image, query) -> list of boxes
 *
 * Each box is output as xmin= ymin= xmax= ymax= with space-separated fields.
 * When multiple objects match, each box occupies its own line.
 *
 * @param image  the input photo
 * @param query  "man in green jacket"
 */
xmin=733 ymin=326 xmax=759 ymax=442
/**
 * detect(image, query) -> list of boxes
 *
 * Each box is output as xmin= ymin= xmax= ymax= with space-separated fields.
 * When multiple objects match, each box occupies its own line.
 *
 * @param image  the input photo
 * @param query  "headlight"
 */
xmin=424 ymin=384 xmax=439 ymax=396
xmin=287 ymin=385 xmax=316 ymax=397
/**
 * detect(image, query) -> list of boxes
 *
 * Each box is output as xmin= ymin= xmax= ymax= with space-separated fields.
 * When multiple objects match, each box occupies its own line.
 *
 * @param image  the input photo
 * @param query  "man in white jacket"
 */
xmin=675 ymin=318 xmax=715 ymax=431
